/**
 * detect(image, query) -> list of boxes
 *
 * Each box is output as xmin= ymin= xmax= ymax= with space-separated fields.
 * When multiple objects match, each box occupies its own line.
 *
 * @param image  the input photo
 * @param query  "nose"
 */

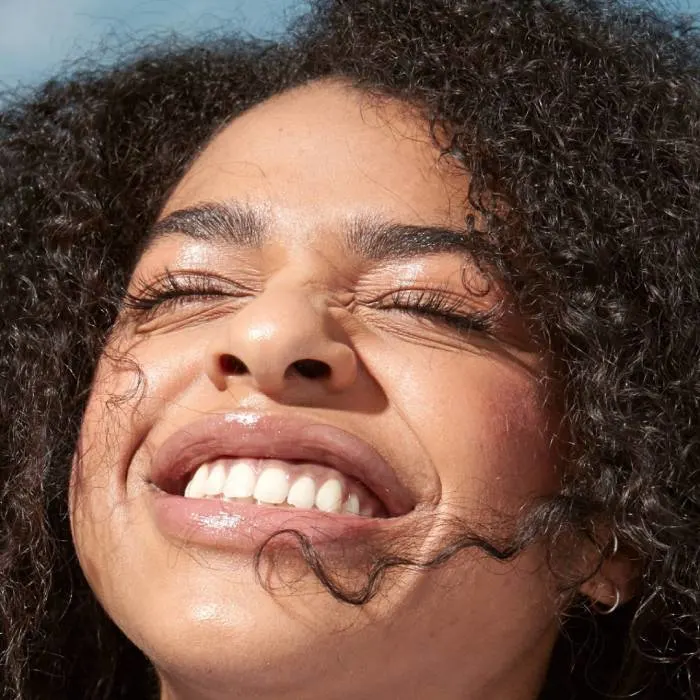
xmin=204 ymin=289 xmax=358 ymax=397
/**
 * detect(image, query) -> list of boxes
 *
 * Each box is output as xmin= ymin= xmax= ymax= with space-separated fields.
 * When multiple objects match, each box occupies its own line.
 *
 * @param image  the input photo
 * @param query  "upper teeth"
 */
xmin=183 ymin=458 xmax=375 ymax=517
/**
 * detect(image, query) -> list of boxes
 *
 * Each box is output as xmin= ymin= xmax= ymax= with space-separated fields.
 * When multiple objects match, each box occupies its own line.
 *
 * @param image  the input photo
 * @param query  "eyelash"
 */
xmin=379 ymin=288 xmax=495 ymax=334
xmin=122 ymin=273 xmax=494 ymax=335
xmin=121 ymin=271 xmax=236 ymax=314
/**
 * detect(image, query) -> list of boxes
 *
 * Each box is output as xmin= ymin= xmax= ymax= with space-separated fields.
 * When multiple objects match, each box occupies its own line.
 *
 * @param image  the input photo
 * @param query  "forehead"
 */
xmin=161 ymin=80 xmax=471 ymax=233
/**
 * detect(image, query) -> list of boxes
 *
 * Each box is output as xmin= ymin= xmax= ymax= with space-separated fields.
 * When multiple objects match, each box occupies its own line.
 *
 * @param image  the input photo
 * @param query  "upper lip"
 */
xmin=149 ymin=412 xmax=415 ymax=517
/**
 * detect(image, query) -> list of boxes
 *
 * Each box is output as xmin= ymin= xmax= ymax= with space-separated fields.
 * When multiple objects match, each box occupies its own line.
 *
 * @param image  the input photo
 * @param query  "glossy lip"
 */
xmin=149 ymin=412 xmax=416 ymax=518
xmin=150 ymin=494 xmax=391 ymax=550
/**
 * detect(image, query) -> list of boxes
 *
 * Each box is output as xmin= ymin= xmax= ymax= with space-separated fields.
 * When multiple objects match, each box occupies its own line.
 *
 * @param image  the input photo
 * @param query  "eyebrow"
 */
xmin=148 ymin=201 xmax=267 ymax=249
xmin=146 ymin=200 xmax=482 ymax=262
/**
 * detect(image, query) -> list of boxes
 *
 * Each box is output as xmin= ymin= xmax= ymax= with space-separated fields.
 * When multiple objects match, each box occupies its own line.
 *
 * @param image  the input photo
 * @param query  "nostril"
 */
xmin=219 ymin=354 xmax=248 ymax=375
xmin=291 ymin=359 xmax=331 ymax=380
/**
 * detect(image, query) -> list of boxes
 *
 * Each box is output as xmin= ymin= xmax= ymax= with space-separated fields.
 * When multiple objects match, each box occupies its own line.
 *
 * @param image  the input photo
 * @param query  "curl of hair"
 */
xmin=0 ymin=1 xmax=698 ymax=698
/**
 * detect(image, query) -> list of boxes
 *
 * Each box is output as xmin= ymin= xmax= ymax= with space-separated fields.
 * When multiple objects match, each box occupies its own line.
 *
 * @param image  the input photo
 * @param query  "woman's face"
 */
xmin=72 ymin=82 xmax=562 ymax=700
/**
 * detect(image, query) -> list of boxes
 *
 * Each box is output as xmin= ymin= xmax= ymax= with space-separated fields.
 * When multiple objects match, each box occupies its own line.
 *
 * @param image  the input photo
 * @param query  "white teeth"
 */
xmin=315 ymin=479 xmax=343 ymax=513
xmin=183 ymin=463 xmax=369 ymax=517
xmin=184 ymin=463 xmax=209 ymax=499
xmin=223 ymin=460 xmax=256 ymax=499
xmin=204 ymin=461 xmax=227 ymax=496
xmin=253 ymin=467 xmax=289 ymax=505
xmin=286 ymin=475 xmax=317 ymax=509
xmin=344 ymin=493 xmax=360 ymax=515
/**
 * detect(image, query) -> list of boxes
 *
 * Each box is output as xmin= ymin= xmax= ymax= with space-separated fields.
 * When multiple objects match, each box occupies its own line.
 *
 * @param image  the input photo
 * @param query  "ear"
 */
xmin=578 ymin=535 xmax=639 ymax=613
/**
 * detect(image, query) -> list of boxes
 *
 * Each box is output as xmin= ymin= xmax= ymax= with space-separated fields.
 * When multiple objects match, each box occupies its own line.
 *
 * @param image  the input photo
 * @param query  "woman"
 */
xmin=1 ymin=0 xmax=698 ymax=698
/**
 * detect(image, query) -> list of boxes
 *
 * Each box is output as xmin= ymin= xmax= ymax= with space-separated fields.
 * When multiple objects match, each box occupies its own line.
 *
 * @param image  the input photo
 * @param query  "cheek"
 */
xmin=112 ymin=329 xmax=209 ymax=409
xmin=77 ymin=328 xmax=209 ymax=457
xmin=70 ymin=332 xmax=207 ymax=568
xmin=373 ymin=346 xmax=558 ymax=511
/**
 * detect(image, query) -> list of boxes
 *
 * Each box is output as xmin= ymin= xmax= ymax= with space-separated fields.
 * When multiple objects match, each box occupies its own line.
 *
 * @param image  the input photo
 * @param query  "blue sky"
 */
xmin=0 ymin=0 xmax=306 ymax=90
xmin=1 ymin=0 xmax=698 ymax=91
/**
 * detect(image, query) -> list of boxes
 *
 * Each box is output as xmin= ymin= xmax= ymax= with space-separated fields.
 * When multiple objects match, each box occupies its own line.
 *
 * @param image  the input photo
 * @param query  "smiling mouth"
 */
xmin=149 ymin=412 xmax=415 ymax=525
xmin=179 ymin=457 xmax=387 ymax=518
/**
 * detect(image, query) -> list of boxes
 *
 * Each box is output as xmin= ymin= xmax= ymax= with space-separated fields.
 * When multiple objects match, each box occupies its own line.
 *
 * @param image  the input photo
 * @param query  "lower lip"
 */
xmin=149 ymin=489 xmax=390 ymax=550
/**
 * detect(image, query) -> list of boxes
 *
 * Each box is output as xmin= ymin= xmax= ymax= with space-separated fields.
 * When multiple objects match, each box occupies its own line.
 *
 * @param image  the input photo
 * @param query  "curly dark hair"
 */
xmin=0 ymin=0 xmax=698 ymax=698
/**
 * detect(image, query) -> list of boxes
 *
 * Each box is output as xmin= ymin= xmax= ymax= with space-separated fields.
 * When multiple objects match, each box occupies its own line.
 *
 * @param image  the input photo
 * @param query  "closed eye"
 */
xmin=374 ymin=288 xmax=498 ymax=335
xmin=121 ymin=269 xmax=248 ymax=318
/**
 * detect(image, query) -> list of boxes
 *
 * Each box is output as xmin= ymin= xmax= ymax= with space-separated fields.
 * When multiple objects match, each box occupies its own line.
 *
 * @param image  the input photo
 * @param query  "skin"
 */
xmin=71 ymin=81 xmax=573 ymax=700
